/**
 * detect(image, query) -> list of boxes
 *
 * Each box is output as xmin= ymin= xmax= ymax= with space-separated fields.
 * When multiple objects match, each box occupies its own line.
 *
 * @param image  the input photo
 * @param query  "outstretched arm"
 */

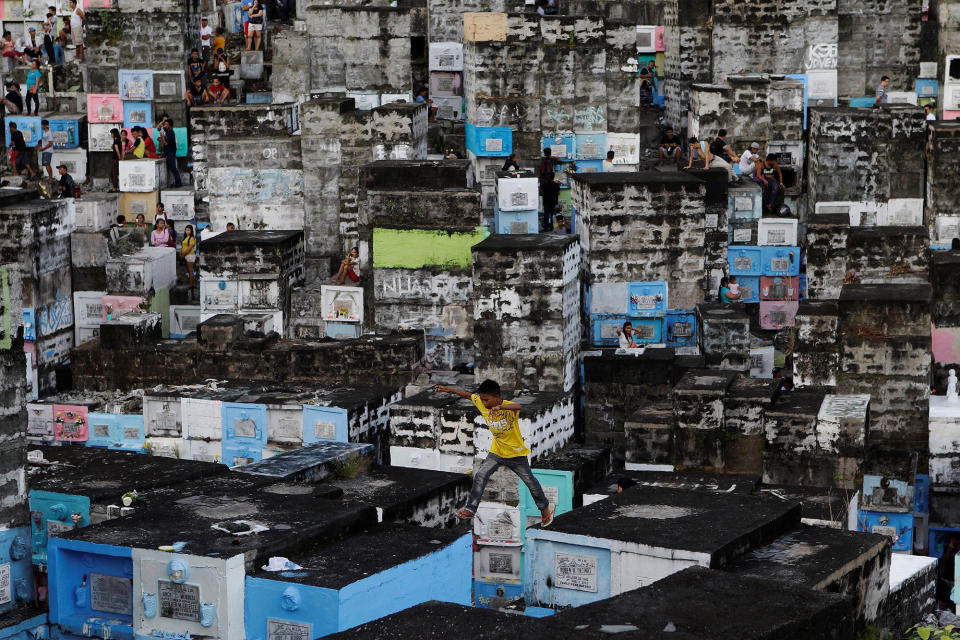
xmin=497 ymin=402 xmax=522 ymax=412
xmin=433 ymin=385 xmax=472 ymax=400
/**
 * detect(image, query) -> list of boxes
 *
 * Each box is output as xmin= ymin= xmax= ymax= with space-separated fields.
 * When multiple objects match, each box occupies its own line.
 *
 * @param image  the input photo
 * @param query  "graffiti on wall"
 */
xmin=207 ymin=169 xmax=304 ymax=202
xmin=37 ymin=290 xmax=73 ymax=337
xmin=805 ymin=43 xmax=838 ymax=70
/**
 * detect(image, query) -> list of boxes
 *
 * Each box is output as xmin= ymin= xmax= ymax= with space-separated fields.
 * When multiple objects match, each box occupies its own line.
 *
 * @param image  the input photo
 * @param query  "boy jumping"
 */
xmin=434 ymin=380 xmax=556 ymax=527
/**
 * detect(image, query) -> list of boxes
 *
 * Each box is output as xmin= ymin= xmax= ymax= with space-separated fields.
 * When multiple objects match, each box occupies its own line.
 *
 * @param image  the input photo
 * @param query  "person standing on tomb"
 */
xmin=9 ymin=123 xmax=36 ymax=180
xmin=150 ymin=217 xmax=171 ymax=247
xmin=25 ymin=60 xmax=42 ymax=115
xmin=200 ymin=18 xmax=213 ymax=60
xmin=247 ymin=0 xmax=264 ymax=52
xmin=132 ymin=213 xmax=149 ymax=245
xmin=760 ymin=155 xmax=784 ymax=214
xmin=639 ymin=60 xmax=655 ymax=111
xmin=181 ymin=224 xmax=197 ymax=287
xmin=39 ymin=119 xmax=54 ymax=180
xmin=433 ymin=379 xmax=556 ymax=527
xmin=109 ymin=128 xmax=122 ymax=191
xmin=68 ymin=0 xmax=84 ymax=62
xmin=874 ymin=76 xmax=890 ymax=107
xmin=162 ymin=119 xmax=183 ymax=188
xmin=539 ymin=148 xmax=559 ymax=232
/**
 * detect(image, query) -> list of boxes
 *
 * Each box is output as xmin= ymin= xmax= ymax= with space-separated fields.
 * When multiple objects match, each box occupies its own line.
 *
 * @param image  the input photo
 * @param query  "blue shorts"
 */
xmin=41 ymin=151 xmax=52 ymax=166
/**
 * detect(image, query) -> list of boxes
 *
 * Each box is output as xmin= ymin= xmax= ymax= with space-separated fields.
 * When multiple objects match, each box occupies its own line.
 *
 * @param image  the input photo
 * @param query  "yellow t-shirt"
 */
xmin=471 ymin=394 xmax=529 ymax=459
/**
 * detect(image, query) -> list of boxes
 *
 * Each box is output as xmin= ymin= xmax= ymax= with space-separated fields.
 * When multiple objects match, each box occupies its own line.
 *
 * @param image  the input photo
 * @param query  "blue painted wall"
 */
xmin=338 ymin=533 xmax=472 ymax=631
xmin=29 ymin=491 xmax=91 ymax=565
xmin=0 ymin=527 xmax=34 ymax=616
xmin=85 ymin=414 xmax=145 ymax=452
xmin=46 ymin=539 xmax=133 ymax=640
xmin=244 ymin=576 xmax=340 ymax=640
xmin=523 ymin=533 xmax=612 ymax=608
xmin=244 ymin=534 xmax=472 ymax=639
xmin=301 ymin=405 xmax=349 ymax=445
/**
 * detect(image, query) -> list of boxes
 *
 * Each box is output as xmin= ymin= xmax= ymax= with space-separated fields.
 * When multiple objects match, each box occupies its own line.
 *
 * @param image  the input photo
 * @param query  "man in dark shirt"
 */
xmin=709 ymin=129 xmax=740 ymax=184
xmin=56 ymin=164 xmax=75 ymax=197
xmin=659 ymin=126 xmax=681 ymax=167
xmin=3 ymin=82 xmax=23 ymax=114
xmin=538 ymin=148 xmax=559 ymax=231
xmin=9 ymin=123 xmax=36 ymax=178
xmin=162 ymin=119 xmax=183 ymax=188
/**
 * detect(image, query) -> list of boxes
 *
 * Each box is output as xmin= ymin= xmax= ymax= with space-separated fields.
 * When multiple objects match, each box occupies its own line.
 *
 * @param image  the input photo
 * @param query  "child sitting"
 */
xmin=728 ymin=276 xmax=740 ymax=298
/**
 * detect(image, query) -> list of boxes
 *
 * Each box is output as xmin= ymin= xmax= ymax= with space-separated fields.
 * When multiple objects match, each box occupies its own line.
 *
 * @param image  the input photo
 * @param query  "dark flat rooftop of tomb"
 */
xmin=757 ymin=485 xmax=852 ymax=524
xmin=199 ymin=229 xmax=303 ymax=247
xmin=323 ymin=464 xmax=472 ymax=514
xmin=765 ymin=392 xmax=826 ymax=417
xmin=524 ymin=446 xmax=610 ymax=473
xmin=473 ymin=233 xmax=577 ymax=252
xmin=726 ymin=525 xmax=889 ymax=590
xmin=250 ymin=523 xmax=468 ymax=589
xmin=542 ymin=484 xmax=799 ymax=561
xmin=328 ymin=601 xmax=527 ymax=640
xmin=142 ymin=381 xmax=399 ymax=408
xmin=587 ymin=471 xmax=760 ymax=498
xmin=538 ymin=566 xmax=853 ymax=639
xmin=0 ymin=188 xmax=38 ymax=208
xmin=570 ymin=170 xmax=704 ymax=188
xmin=727 ymin=376 xmax=780 ymax=400
xmin=838 ymin=283 xmax=932 ymax=303
xmin=31 ymin=445 xmax=229 ymax=501
xmin=674 ymin=369 xmax=738 ymax=393
xmin=63 ymin=476 xmax=377 ymax=561
xmin=624 ymin=401 xmax=674 ymax=426
xmin=331 ymin=567 xmax=853 ymax=639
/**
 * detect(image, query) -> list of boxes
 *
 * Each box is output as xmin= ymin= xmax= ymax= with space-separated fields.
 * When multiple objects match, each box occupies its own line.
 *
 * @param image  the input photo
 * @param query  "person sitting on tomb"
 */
xmin=208 ymin=76 xmax=229 ymax=104
xmin=1 ymin=31 xmax=28 ymax=65
xmin=616 ymin=321 xmax=640 ymax=349
xmin=683 ymin=136 xmax=709 ymax=170
xmin=186 ymin=78 xmax=209 ymax=107
xmin=719 ymin=276 xmax=740 ymax=304
xmin=331 ymin=246 xmax=361 ymax=285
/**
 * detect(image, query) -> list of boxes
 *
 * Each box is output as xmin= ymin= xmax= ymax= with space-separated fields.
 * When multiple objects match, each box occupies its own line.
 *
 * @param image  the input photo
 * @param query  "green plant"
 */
xmin=905 ymin=624 xmax=960 ymax=640
xmin=334 ymin=455 xmax=372 ymax=479
xmin=86 ymin=11 xmax=125 ymax=47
